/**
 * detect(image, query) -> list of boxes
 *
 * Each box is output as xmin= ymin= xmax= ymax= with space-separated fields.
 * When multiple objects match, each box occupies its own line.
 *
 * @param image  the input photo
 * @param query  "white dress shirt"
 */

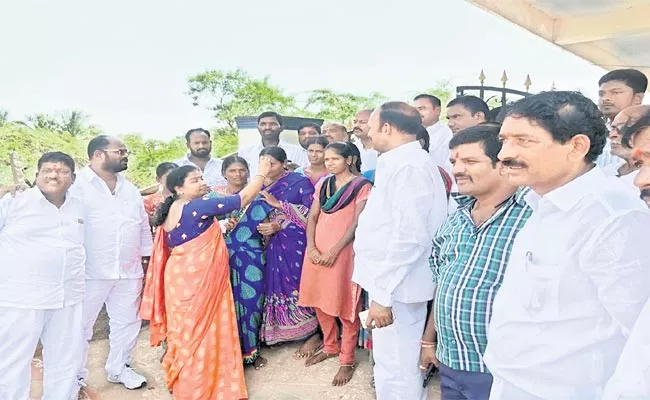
xmin=353 ymin=140 xmax=448 ymax=307
xmin=174 ymin=154 xmax=225 ymax=188
xmin=602 ymin=160 xmax=641 ymax=194
xmin=71 ymin=167 xmax=153 ymax=280
xmin=0 ymin=188 xmax=85 ymax=309
xmin=426 ymin=121 xmax=453 ymax=176
xmin=238 ymin=140 xmax=308 ymax=174
xmin=352 ymin=138 xmax=378 ymax=173
xmin=603 ymin=298 xmax=650 ymax=399
xmin=484 ymin=166 xmax=650 ymax=399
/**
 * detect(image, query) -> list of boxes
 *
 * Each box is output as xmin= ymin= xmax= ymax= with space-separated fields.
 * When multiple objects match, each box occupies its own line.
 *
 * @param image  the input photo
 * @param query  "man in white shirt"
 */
xmin=352 ymin=109 xmax=378 ymax=173
xmin=174 ymin=128 xmax=225 ymax=188
xmin=0 ymin=152 xmax=86 ymax=400
xmin=484 ymin=91 xmax=650 ymax=399
xmin=353 ymin=101 xmax=448 ymax=400
xmin=414 ymin=94 xmax=453 ymax=175
xmin=73 ymin=135 xmax=153 ymax=390
xmin=446 ymin=96 xmax=489 ymax=136
xmin=602 ymin=111 xmax=650 ymax=399
xmin=238 ymin=111 xmax=308 ymax=174
xmin=596 ymin=69 xmax=647 ymax=169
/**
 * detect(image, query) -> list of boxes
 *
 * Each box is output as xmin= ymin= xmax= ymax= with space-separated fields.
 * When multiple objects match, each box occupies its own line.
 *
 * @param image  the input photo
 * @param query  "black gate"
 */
xmin=456 ymin=70 xmax=536 ymax=109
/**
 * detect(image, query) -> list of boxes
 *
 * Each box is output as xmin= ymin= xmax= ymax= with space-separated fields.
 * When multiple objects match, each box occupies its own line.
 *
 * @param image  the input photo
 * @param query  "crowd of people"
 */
xmin=0 ymin=67 xmax=650 ymax=400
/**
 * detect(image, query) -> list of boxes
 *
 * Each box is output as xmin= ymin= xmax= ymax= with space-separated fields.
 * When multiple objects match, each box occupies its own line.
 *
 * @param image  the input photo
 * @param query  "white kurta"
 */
xmin=353 ymin=140 xmax=448 ymax=399
xmin=426 ymin=121 xmax=453 ymax=176
xmin=174 ymin=154 xmax=225 ymax=188
xmin=72 ymin=167 xmax=153 ymax=380
xmin=484 ymin=166 xmax=650 ymax=399
xmin=0 ymin=188 xmax=86 ymax=400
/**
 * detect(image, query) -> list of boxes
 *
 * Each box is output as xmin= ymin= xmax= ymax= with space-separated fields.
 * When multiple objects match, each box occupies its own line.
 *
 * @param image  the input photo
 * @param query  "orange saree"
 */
xmin=140 ymin=222 xmax=248 ymax=399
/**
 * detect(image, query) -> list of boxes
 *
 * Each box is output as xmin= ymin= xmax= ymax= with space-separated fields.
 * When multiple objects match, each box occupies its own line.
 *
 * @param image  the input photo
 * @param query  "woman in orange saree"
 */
xmin=140 ymin=159 xmax=272 ymax=399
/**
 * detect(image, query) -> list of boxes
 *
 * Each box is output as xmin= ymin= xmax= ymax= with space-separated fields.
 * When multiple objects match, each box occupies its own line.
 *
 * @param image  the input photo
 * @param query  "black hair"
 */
xmin=325 ymin=142 xmax=361 ymax=172
xmin=598 ymin=69 xmax=648 ymax=94
xmin=87 ymin=135 xmax=111 ymax=159
xmin=37 ymin=151 xmax=76 ymax=172
xmin=298 ymin=122 xmax=322 ymax=135
xmin=155 ymin=162 xmax=178 ymax=179
xmin=416 ymin=126 xmax=430 ymax=152
xmin=622 ymin=111 xmax=650 ymax=148
xmin=378 ymin=101 xmax=422 ymax=135
xmin=504 ymin=91 xmax=607 ymax=163
xmin=305 ymin=136 xmax=330 ymax=148
xmin=449 ymin=123 xmax=503 ymax=166
xmin=257 ymin=111 xmax=284 ymax=126
xmin=447 ymin=96 xmax=490 ymax=118
xmin=153 ymin=165 xmax=199 ymax=227
xmin=259 ymin=145 xmax=288 ymax=163
xmin=184 ymin=128 xmax=210 ymax=142
xmin=414 ymin=94 xmax=441 ymax=108
xmin=221 ymin=155 xmax=249 ymax=175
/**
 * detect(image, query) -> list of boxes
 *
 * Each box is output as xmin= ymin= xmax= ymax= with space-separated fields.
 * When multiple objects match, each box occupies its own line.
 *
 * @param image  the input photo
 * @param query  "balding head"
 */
xmin=613 ymin=105 xmax=650 ymax=128
xmin=322 ymin=122 xmax=349 ymax=142
xmin=368 ymin=102 xmax=423 ymax=153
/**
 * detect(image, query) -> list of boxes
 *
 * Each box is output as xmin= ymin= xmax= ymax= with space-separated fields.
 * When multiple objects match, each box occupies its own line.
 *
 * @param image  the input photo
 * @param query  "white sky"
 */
xmin=0 ymin=0 xmax=607 ymax=140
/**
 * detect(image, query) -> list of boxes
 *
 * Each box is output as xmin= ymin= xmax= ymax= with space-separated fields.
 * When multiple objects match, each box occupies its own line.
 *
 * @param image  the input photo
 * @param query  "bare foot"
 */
xmin=293 ymin=334 xmax=323 ymax=359
xmin=332 ymin=365 xmax=356 ymax=386
xmin=253 ymin=356 xmax=267 ymax=370
xmin=305 ymin=351 xmax=337 ymax=367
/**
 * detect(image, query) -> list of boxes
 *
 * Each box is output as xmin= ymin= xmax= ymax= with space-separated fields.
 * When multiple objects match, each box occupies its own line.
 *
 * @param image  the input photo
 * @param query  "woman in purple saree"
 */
xmin=256 ymin=146 xmax=321 ymax=356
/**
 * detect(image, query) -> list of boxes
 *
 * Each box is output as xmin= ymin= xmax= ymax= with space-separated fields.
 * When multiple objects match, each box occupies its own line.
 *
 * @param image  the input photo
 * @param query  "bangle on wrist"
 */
xmin=421 ymin=340 xmax=436 ymax=345
xmin=256 ymin=174 xmax=267 ymax=180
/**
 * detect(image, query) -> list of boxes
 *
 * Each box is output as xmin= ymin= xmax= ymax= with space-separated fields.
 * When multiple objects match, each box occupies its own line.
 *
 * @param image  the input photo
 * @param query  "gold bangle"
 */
xmin=421 ymin=344 xmax=436 ymax=349
xmin=256 ymin=174 xmax=266 ymax=180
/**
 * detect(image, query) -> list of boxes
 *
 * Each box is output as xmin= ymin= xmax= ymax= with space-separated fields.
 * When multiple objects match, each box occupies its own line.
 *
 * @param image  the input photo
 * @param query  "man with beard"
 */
xmin=0 ymin=152 xmax=86 ymax=400
xmin=297 ymin=122 xmax=321 ymax=150
xmin=352 ymin=109 xmax=377 ymax=173
xmin=74 ymin=135 xmax=153 ymax=391
xmin=174 ymin=128 xmax=225 ymax=188
xmin=322 ymin=122 xmax=350 ymax=142
xmin=483 ymin=91 xmax=650 ymax=399
xmin=238 ymin=111 xmax=309 ymax=174
xmin=419 ymin=124 xmax=532 ymax=399
xmin=414 ymin=94 xmax=453 ymax=175
xmin=596 ymin=69 xmax=647 ymax=169
xmin=446 ymin=96 xmax=489 ymax=136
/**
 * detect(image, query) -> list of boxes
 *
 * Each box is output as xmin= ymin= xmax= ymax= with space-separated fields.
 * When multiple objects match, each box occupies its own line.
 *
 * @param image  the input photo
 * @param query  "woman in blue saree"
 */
xmin=256 ymin=146 xmax=321 ymax=357
xmin=209 ymin=156 xmax=272 ymax=370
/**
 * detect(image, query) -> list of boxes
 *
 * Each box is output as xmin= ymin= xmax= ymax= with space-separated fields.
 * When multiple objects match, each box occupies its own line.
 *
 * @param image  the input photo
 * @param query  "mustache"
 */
xmin=454 ymin=174 xmax=472 ymax=181
xmin=641 ymin=188 xmax=650 ymax=198
xmin=502 ymin=159 xmax=527 ymax=168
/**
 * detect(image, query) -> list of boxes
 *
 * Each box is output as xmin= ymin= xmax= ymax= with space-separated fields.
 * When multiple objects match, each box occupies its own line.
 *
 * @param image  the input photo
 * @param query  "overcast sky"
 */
xmin=1 ymin=0 xmax=608 ymax=139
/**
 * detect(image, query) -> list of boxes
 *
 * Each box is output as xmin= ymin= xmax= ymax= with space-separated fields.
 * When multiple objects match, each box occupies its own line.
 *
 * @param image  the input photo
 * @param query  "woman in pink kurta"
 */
xmin=298 ymin=142 xmax=372 ymax=386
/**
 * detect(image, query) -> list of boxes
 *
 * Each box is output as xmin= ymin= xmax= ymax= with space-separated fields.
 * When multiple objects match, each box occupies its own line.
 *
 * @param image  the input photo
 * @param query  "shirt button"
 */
xmin=450 ymin=284 xmax=456 ymax=289
xmin=451 ymin=340 xmax=457 ymax=344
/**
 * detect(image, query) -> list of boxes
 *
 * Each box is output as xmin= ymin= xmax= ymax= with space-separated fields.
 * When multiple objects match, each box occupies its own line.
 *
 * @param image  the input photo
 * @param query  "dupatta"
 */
xmin=319 ymin=175 xmax=371 ymax=214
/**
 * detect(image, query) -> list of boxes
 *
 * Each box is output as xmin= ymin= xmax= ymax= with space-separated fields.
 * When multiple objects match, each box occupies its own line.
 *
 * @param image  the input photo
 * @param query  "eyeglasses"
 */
xmin=102 ymin=149 xmax=130 ymax=156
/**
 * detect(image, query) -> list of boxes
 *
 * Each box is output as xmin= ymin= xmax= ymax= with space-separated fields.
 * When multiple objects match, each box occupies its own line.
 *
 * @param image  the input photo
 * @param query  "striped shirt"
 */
xmin=430 ymin=189 xmax=532 ymax=372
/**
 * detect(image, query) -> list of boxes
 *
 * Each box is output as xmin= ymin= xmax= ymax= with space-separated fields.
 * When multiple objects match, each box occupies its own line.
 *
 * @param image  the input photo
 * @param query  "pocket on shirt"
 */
xmin=519 ymin=260 xmax=562 ymax=315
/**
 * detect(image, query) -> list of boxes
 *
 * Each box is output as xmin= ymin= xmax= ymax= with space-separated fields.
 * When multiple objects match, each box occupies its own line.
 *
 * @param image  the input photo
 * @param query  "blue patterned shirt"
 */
xmin=430 ymin=189 xmax=532 ymax=372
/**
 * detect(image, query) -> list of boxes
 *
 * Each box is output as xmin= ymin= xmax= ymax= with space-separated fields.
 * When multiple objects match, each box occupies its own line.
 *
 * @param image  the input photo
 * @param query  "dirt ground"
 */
xmin=30 ymin=307 xmax=442 ymax=399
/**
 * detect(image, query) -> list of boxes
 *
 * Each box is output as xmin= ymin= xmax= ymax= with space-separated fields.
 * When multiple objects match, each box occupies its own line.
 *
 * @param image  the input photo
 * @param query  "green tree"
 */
xmin=304 ymin=89 xmax=386 ymax=125
xmin=0 ymin=109 xmax=8 ymax=127
xmin=27 ymin=113 xmax=62 ymax=132
xmin=187 ymin=69 xmax=296 ymax=134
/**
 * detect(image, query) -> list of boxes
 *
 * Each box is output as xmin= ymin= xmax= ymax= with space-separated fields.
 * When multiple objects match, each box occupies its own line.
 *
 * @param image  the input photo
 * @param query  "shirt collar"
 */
xmin=183 ymin=153 xmax=217 ymax=165
xmin=452 ymin=187 xmax=530 ymax=209
xmin=377 ymin=140 xmax=422 ymax=168
xmin=79 ymin=166 xmax=125 ymax=187
xmin=27 ymin=186 xmax=76 ymax=208
xmin=526 ymin=165 xmax=604 ymax=212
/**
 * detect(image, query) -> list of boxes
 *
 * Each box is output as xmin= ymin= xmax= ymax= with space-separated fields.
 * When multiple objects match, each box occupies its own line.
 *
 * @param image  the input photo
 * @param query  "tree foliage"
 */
xmin=187 ymin=69 xmax=296 ymax=134
xmin=304 ymin=89 xmax=386 ymax=125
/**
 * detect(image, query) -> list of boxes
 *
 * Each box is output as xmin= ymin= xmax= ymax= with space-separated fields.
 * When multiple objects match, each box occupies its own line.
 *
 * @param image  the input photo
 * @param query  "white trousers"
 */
xmin=371 ymin=299 xmax=428 ymax=400
xmin=0 ymin=303 xmax=84 ymax=400
xmin=80 ymin=278 xmax=143 ymax=380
